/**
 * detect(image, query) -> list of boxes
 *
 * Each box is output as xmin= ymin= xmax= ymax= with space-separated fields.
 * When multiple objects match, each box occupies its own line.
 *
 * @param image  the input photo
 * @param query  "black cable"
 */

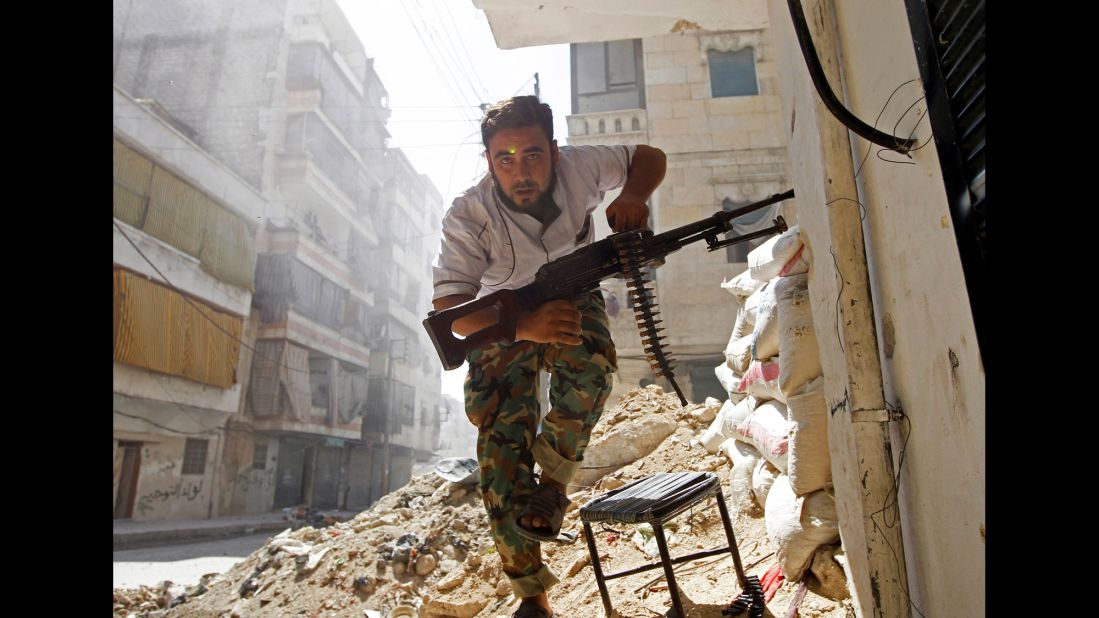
xmin=787 ymin=0 xmax=916 ymax=154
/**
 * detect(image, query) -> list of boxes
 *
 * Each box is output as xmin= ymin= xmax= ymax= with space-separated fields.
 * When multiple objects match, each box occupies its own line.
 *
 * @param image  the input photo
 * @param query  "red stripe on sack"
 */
xmin=739 ymin=360 xmax=781 ymax=388
xmin=778 ymin=245 xmax=806 ymax=276
xmin=735 ymin=418 xmax=790 ymax=456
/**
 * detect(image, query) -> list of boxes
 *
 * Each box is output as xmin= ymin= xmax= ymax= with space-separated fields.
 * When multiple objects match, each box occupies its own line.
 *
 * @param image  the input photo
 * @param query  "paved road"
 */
xmin=113 ymin=532 xmax=274 ymax=589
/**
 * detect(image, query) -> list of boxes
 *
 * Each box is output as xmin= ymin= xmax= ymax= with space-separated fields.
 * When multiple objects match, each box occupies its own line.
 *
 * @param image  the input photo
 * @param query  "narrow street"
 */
xmin=113 ymin=532 xmax=274 ymax=590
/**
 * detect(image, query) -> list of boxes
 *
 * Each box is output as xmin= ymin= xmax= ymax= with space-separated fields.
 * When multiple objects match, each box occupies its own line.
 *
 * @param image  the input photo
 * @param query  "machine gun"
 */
xmin=423 ymin=189 xmax=795 ymax=405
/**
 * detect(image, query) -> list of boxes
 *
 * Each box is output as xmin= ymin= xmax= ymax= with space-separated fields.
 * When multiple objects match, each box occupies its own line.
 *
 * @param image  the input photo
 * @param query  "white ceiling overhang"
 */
xmin=471 ymin=0 xmax=769 ymax=49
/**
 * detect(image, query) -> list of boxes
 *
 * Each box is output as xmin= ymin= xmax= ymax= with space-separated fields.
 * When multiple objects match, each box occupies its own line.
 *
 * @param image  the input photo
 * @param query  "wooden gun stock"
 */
xmin=422 ymin=289 xmax=523 ymax=370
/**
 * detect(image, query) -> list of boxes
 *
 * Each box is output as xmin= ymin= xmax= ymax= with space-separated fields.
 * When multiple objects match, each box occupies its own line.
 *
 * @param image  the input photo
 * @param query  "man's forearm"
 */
xmin=432 ymin=294 xmax=500 ymax=337
xmin=621 ymin=144 xmax=667 ymax=201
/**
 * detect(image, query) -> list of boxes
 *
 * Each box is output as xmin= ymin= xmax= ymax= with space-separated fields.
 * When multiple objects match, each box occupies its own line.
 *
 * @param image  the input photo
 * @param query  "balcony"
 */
xmin=566 ymin=108 xmax=648 ymax=143
xmin=265 ymin=229 xmax=374 ymax=309
xmin=285 ymin=40 xmax=389 ymax=165
xmin=251 ymin=417 xmax=362 ymax=441
xmin=369 ymin=241 xmax=423 ymax=282
xmin=257 ymin=308 xmax=372 ymax=368
xmin=276 ymin=158 xmax=378 ymax=250
xmin=371 ymin=295 xmax=423 ymax=334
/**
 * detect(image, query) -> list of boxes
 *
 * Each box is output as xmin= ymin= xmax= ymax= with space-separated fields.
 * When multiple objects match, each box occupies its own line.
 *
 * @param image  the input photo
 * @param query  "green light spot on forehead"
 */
xmin=507 ymin=147 xmax=516 ymax=155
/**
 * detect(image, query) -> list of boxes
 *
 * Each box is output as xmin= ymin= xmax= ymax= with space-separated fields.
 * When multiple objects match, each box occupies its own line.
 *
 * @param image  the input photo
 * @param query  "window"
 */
xmin=722 ymin=198 xmax=778 ymax=263
xmin=309 ymin=354 xmax=331 ymax=410
xmin=571 ymin=39 xmax=646 ymax=114
xmin=708 ymin=48 xmax=759 ymax=98
xmin=398 ymin=382 xmax=415 ymax=426
xmin=182 ymin=438 xmax=209 ymax=475
xmin=252 ymin=443 xmax=268 ymax=470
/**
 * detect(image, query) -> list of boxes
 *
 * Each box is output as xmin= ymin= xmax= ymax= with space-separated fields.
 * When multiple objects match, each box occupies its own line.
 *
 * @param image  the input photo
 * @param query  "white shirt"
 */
xmin=432 ymin=144 xmax=636 ymax=300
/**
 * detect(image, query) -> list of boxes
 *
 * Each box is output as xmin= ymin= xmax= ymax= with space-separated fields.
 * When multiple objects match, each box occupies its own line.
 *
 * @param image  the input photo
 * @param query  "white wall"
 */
xmin=832 ymin=1 xmax=985 ymax=615
xmin=765 ymin=0 xmax=984 ymax=615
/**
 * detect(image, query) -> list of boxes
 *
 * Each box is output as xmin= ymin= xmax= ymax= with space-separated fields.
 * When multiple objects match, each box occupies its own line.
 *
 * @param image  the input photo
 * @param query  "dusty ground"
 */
xmin=114 ymin=386 xmax=854 ymax=618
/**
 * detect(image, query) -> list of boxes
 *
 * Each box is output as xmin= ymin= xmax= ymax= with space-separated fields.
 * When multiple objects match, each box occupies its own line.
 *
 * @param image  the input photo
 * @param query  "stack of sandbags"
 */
xmin=703 ymin=227 xmax=801 ymax=505
xmin=741 ymin=227 xmax=843 ymax=584
xmin=716 ymin=269 xmax=764 ymax=400
xmin=710 ymin=226 xmax=842 ymax=585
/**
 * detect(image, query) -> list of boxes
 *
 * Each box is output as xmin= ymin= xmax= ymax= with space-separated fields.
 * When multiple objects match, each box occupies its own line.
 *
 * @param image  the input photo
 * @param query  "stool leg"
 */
xmin=714 ymin=488 xmax=748 ymax=589
xmin=583 ymin=521 xmax=614 ymax=617
xmin=652 ymin=523 xmax=685 ymax=618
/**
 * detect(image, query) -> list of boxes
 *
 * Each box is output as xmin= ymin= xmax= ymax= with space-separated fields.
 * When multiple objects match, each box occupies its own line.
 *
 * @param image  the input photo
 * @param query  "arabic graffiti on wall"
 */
xmin=135 ymin=477 xmax=205 ymax=514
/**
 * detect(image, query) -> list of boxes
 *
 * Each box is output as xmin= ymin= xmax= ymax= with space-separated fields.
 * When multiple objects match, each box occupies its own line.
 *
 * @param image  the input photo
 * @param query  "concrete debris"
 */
xmin=415 ymin=553 xmax=438 ymax=577
xmin=566 ymin=553 xmax=590 ymax=577
xmin=114 ymin=385 xmax=852 ymax=618
xmin=689 ymin=396 xmax=723 ymax=423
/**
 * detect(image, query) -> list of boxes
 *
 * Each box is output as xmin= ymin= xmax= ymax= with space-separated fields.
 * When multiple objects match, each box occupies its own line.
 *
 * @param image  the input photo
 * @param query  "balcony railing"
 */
xmin=566 ymin=108 xmax=648 ymax=138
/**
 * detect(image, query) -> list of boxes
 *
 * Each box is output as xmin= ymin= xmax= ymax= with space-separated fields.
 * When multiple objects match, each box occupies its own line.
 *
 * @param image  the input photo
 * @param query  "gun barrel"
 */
xmin=649 ymin=189 xmax=795 ymax=250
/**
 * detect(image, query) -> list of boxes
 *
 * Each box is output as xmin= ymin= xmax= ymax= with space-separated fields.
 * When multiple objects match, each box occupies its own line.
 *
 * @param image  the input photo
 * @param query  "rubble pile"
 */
xmin=114 ymin=384 xmax=854 ymax=618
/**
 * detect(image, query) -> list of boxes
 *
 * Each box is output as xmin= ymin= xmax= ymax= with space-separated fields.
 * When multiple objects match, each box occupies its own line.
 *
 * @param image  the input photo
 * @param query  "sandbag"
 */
xmin=751 ymin=458 xmax=781 ymax=510
xmin=751 ymin=282 xmax=780 ymax=361
xmin=749 ymin=225 xmax=803 ymax=282
xmin=722 ymin=268 xmax=766 ymax=298
xmin=778 ymin=245 xmax=810 ymax=277
xmin=764 ymin=476 xmax=841 ymax=581
xmin=740 ymin=358 xmax=785 ymax=403
xmin=734 ymin=399 xmax=790 ymax=472
xmin=725 ymin=331 xmax=755 ymax=373
xmin=809 ymin=545 xmax=850 ymax=600
xmin=698 ymin=398 xmax=753 ymax=453
xmin=786 ymin=380 xmax=831 ymax=495
xmin=775 ymin=274 xmax=822 ymax=398
xmin=714 ymin=362 xmax=746 ymax=403
xmin=731 ymin=302 xmax=753 ymax=341
xmin=724 ymin=284 xmax=763 ymax=372
xmin=720 ymin=438 xmax=762 ymax=510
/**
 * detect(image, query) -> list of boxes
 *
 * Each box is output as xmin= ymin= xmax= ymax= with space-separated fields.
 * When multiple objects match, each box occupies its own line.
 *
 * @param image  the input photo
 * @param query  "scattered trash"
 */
xmin=630 ymin=522 xmax=678 ymax=558
xmin=433 ymin=457 xmax=479 ymax=485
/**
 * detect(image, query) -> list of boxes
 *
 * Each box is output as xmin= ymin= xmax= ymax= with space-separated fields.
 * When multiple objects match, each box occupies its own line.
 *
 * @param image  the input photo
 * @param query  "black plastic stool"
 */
xmin=579 ymin=472 xmax=749 ymax=618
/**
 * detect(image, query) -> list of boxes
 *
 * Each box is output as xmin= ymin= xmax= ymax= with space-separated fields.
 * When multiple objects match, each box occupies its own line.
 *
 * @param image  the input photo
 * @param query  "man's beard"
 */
xmin=492 ymin=169 xmax=558 ymax=213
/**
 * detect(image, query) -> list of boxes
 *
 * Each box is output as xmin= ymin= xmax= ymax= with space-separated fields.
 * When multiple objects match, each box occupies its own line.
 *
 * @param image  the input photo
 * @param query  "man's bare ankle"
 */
xmin=522 ymin=593 xmax=552 ymax=614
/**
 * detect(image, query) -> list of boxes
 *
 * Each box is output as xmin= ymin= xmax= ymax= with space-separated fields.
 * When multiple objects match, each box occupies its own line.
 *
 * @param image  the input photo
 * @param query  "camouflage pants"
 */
xmin=464 ymin=290 xmax=617 ymax=598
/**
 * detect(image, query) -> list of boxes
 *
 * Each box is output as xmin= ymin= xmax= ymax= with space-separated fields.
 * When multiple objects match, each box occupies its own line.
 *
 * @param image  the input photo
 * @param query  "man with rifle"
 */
xmin=430 ymin=95 xmax=666 ymax=618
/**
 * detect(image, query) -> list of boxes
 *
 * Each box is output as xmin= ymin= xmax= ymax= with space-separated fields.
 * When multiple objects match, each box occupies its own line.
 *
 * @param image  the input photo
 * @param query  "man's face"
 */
xmin=485 ymin=125 xmax=558 ymax=207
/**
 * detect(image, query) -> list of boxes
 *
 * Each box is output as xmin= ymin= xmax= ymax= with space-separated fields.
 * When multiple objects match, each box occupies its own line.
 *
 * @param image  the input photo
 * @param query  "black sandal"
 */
xmin=515 ymin=482 xmax=570 ymax=542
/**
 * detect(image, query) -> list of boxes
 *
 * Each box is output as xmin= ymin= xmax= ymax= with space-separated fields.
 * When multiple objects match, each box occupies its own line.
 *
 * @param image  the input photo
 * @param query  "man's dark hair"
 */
xmin=480 ymin=96 xmax=554 ymax=149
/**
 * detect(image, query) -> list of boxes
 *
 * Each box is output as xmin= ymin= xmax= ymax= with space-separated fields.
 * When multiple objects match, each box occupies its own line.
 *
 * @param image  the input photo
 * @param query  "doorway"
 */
xmin=113 ymin=441 xmax=142 ymax=519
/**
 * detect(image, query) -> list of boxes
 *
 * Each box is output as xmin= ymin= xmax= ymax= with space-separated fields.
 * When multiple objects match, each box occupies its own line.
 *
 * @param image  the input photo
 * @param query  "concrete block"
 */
xmin=646 ymin=100 xmax=673 ymax=120
xmin=649 ymin=83 xmax=691 ymax=102
xmin=648 ymin=67 xmax=688 ymax=86
xmin=642 ymin=36 xmax=666 ymax=52
xmin=664 ymin=33 xmax=700 ymax=52
xmin=644 ymin=51 xmax=677 ymax=69
xmin=675 ymin=50 xmax=702 ymax=66
xmin=672 ymin=100 xmax=706 ymax=119
xmin=686 ymin=65 xmax=709 ymax=83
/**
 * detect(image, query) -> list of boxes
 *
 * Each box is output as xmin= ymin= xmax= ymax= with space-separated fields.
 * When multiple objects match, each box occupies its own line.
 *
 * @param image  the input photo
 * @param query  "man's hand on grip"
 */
xmin=516 ymin=300 xmax=583 ymax=345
